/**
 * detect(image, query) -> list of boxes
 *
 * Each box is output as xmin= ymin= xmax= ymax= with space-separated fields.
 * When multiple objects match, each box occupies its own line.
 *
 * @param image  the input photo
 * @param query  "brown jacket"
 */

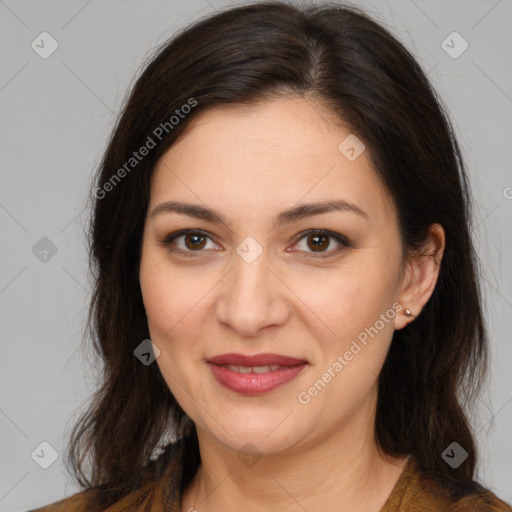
xmin=27 ymin=437 xmax=512 ymax=512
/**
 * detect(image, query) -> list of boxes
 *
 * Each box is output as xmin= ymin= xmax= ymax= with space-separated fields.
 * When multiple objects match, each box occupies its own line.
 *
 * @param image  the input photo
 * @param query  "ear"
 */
xmin=394 ymin=223 xmax=445 ymax=330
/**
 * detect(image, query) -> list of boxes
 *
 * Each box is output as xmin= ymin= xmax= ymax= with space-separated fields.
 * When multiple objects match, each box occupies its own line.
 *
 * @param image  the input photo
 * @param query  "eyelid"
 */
xmin=290 ymin=229 xmax=350 ymax=259
xmin=157 ymin=229 xmax=219 ymax=257
xmin=158 ymin=228 xmax=350 ymax=259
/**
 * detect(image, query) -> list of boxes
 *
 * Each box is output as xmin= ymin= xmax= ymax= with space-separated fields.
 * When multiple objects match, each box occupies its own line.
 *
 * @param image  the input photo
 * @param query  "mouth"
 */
xmin=213 ymin=363 xmax=290 ymax=373
xmin=207 ymin=352 xmax=307 ymax=367
xmin=206 ymin=353 xmax=308 ymax=395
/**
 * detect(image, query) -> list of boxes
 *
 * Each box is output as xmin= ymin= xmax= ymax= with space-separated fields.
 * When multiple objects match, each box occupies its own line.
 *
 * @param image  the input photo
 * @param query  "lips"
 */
xmin=207 ymin=353 xmax=307 ymax=367
xmin=206 ymin=353 xmax=308 ymax=395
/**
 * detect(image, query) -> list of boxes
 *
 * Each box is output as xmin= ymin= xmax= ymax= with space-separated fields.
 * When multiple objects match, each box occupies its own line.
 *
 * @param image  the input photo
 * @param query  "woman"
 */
xmin=29 ymin=1 xmax=511 ymax=511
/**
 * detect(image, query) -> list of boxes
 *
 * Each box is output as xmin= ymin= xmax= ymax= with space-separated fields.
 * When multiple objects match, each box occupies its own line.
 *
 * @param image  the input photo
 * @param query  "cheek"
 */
xmin=139 ymin=250 xmax=204 ymax=337
xmin=293 ymin=264 xmax=396 ymax=343
xmin=139 ymin=258 xmax=206 ymax=389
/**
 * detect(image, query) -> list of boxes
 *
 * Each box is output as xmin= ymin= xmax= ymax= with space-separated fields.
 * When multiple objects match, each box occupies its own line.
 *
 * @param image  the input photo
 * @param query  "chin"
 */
xmin=197 ymin=413 xmax=305 ymax=455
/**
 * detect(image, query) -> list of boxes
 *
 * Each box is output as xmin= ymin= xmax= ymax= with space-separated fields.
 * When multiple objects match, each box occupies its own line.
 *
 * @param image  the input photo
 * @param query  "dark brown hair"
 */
xmin=67 ymin=1 xmax=488 ymax=507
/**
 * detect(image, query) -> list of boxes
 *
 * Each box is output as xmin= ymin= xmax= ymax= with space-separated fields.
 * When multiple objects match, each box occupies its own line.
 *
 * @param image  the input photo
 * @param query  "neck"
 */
xmin=181 ymin=394 xmax=409 ymax=512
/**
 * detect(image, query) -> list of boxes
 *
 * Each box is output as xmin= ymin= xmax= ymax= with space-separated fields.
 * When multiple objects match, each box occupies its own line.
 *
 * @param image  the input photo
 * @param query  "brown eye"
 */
xmin=183 ymin=233 xmax=207 ymax=251
xmin=306 ymin=233 xmax=330 ymax=252
xmin=159 ymin=228 xmax=350 ymax=260
xmin=293 ymin=229 xmax=350 ymax=259
xmin=158 ymin=229 xmax=218 ymax=257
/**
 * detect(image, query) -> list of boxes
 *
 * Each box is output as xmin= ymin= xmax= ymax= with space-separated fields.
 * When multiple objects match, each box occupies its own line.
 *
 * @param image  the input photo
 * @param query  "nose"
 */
xmin=214 ymin=252 xmax=291 ymax=338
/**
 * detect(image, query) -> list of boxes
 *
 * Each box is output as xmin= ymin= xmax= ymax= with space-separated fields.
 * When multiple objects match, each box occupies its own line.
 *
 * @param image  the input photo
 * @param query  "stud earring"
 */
xmin=404 ymin=308 xmax=414 ymax=317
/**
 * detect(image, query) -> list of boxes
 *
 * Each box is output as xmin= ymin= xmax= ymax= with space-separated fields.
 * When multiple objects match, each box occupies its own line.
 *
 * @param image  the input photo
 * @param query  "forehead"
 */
xmin=169 ymin=96 xmax=349 ymax=159
xmin=149 ymin=96 xmax=395 ymax=223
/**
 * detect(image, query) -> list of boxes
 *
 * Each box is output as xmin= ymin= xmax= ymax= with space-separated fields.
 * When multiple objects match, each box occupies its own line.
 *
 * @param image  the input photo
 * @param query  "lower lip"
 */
xmin=207 ymin=362 xmax=307 ymax=395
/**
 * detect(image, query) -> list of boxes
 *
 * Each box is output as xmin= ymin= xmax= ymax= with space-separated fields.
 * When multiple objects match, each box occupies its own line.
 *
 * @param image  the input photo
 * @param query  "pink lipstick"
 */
xmin=206 ymin=353 xmax=308 ymax=395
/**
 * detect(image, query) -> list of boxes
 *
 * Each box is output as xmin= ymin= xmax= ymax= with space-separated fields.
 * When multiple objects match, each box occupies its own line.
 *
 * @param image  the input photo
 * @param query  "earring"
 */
xmin=404 ymin=308 xmax=414 ymax=317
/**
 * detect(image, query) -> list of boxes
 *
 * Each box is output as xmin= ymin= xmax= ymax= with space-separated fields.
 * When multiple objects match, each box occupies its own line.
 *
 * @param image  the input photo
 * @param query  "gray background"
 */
xmin=1 ymin=0 xmax=511 ymax=510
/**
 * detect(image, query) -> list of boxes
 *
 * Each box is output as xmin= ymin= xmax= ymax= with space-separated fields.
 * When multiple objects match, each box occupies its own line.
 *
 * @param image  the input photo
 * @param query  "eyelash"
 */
xmin=157 ymin=228 xmax=350 ymax=260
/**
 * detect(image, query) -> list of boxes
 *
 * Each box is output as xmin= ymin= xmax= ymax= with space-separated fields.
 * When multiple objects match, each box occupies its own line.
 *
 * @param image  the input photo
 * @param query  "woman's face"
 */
xmin=139 ymin=96 xmax=415 ymax=456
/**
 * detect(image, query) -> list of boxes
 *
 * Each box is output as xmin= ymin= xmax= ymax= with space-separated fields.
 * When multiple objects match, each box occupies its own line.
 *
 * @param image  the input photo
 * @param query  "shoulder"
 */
xmin=446 ymin=488 xmax=512 ymax=511
xmin=25 ymin=490 xmax=98 ymax=512
xmin=24 ymin=478 xmax=163 ymax=512
xmin=26 ymin=436 xmax=190 ymax=512
xmin=383 ymin=457 xmax=512 ymax=512
xmin=25 ymin=485 xmax=155 ymax=512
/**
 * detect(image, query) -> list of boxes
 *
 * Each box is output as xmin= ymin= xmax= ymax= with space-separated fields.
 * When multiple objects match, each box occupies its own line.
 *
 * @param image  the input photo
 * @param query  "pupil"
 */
xmin=186 ymin=234 xmax=205 ymax=250
xmin=183 ymin=234 xmax=330 ymax=252
xmin=310 ymin=234 xmax=328 ymax=251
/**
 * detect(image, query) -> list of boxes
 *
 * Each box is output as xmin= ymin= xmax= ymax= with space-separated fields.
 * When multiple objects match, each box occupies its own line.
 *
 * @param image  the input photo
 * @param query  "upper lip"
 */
xmin=207 ymin=353 xmax=307 ymax=367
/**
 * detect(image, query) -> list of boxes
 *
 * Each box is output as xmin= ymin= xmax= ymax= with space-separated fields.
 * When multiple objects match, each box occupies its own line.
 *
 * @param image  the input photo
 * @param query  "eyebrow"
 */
xmin=150 ymin=199 xmax=369 ymax=227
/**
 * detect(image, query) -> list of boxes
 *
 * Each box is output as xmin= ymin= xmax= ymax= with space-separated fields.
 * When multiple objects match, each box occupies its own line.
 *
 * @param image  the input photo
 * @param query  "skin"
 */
xmin=138 ymin=95 xmax=445 ymax=512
